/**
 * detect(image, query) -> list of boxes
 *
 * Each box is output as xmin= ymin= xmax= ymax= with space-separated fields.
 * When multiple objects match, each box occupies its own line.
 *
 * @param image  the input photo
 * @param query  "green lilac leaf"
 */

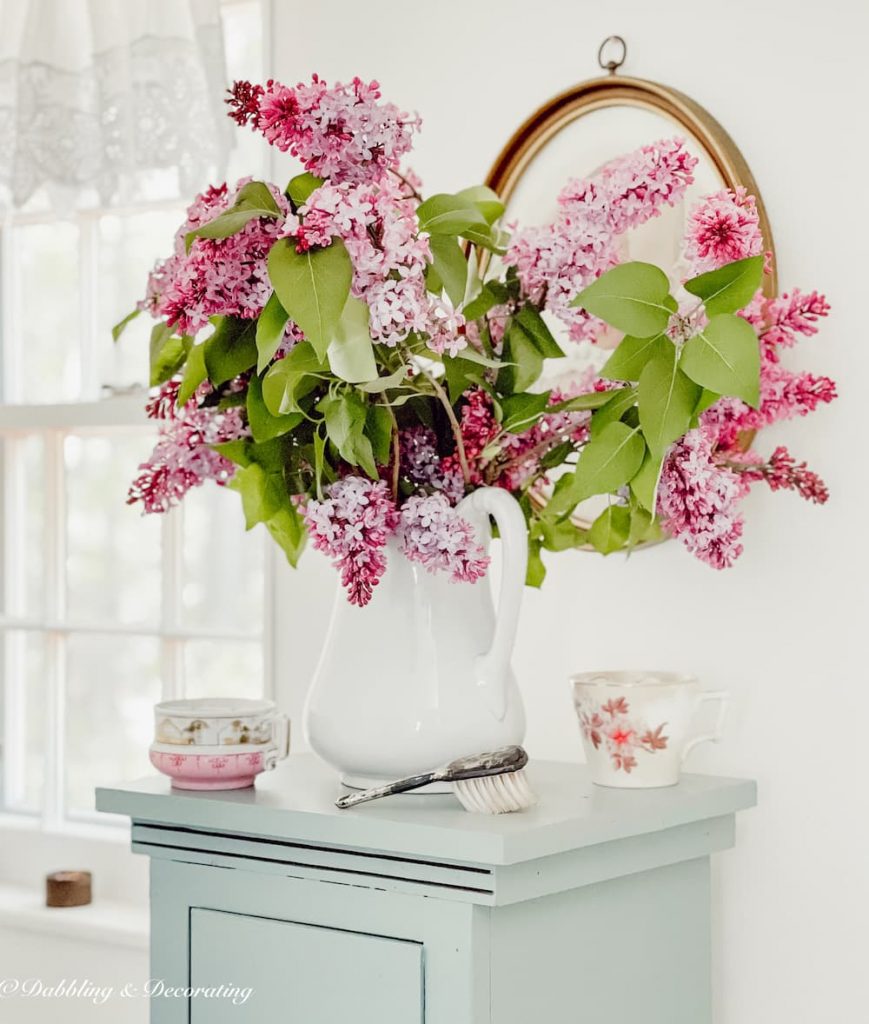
xmin=684 ymin=255 xmax=764 ymax=317
xmin=177 ymin=342 xmax=208 ymax=406
xmin=499 ymin=323 xmax=542 ymax=393
xmin=588 ymin=505 xmax=631 ymax=555
xmin=548 ymin=390 xmax=618 ymax=413
xmin=261 ymin=342 xmax=327 ymax=415
xmin=229 ymin=463 xmax=284 ymax=530
xmin=500 ymin=392 xmax=552 ymax=434
xmin=365 ymin=404 xmax=393 ymax=466
xmin=680 ymin=313 xmax=761 ymax=408
xmin=112 ymin=308 xmax=141 ymax=342
xmin=357 ymin=365 xmax=412 ymax=393
xmin=638 ymin=342 xmax=701 ymax=456
xmin=428 ymin=235 xmax=468 ymax=306
xmin=526 ymin=537 xmax=546 ymax=587
xmin=204 ymin=317 xmax=258 ymax=385
xmin=256 ymin=292 xmax=290 ymax=372
xmin=590 ymin=386 xmax=639 ymax=437
xmin=629 ymin=448 xmax=664 ymax=512
xmin=149 ymin=328 xmax=187 ymax=387
xmin=454 ymin=185 xmax=505 ymax=225
xmin=265 ymin=505 xmax=307 ymax=568
xmin=553 ymin=421 xmax=645 ymax=511
xmin=327 ymin=296 xmax=377 ymax=383
xmin=571 ymin=262 xmax=673 ymax=337
xmin=516 ymin=305 xmax=565 ymax=358
xmin=286 ymin=172 xmax=325 ymax=207
xmin=463 ymin=281 xmax=508 ymax=320
xmin=600 ymin=332 xmax=671 ymax=382
xmin=267 ymin=237 xmax=352 ymax=360
xmin=416 ymin=193 xmax=488 ymax=235
xmin=247 ymin=373 xmax=302 ymax=442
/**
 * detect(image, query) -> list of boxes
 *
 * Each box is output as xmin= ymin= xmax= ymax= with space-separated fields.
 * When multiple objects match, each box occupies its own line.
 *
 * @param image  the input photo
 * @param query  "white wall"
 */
xmin=271 ymin=1 xmax=869 ymax=1020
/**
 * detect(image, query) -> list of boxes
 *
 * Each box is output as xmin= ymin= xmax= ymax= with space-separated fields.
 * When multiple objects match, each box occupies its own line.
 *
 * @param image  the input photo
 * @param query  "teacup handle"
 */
xmin=265 ymin=715 xmax=291 ymax=770
xmin=681 ymin=691 xmax=730 ymax=765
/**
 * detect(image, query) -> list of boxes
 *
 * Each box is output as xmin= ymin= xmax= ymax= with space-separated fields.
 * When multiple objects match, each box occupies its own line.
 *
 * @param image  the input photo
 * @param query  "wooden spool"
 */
xmin=45 ymin=871 xmax=92 ymax=908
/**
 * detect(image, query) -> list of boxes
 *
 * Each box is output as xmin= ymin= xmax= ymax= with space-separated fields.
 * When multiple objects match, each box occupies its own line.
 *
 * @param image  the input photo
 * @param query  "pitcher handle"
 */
xmin=456 ymin=487 xmax=527 ymax=721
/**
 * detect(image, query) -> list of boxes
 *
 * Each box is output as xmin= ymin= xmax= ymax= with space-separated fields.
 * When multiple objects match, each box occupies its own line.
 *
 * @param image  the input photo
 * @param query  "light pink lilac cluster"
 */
xmin=399 ymin=427 xmax=463 ymax=502
xmin=141 ymin=179 xmax=290 ymax=337
xmin=291 ymin=177 xmax=465 ymax=352
xmin=505 ymin=138 xmax=697 ymax=342
xmin=397 ymin=494 xmax=489 ymax=582
xmin=227 ymin=76 xmax=420 ymax=186
xmin=303 ymin=477 xmax=487 ymax=605
xmin=127 ymin=381 xmax=249 ymax=514
xmin=302 ymin=477 xmax=399 ymax=607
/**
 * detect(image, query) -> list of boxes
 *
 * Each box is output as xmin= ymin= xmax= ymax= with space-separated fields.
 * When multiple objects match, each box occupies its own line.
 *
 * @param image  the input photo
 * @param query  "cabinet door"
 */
xmin=189 ymin=909 xmax=423 ymax=1023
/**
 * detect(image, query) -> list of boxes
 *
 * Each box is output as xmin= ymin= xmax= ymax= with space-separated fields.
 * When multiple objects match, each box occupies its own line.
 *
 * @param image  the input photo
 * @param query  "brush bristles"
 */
xmin=453 ymin=769 xmax=536 ymax=814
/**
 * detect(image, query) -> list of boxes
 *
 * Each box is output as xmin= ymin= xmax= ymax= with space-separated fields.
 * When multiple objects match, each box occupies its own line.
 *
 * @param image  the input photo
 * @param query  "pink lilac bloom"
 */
xmin=657 ymin=428 xmax=745 ymax=569
xmin=742 ymin=288 xmax=831 ymax=363
xmin=683 ymin=187 xmax=764 ymax=276
xmin=141 ymin=178 xmax=292 ymax=337
xmin=127 ymin=381 xmax=248 ymax=515
xmin=397 ymin=494 xmax=489 ymax=583
xmin=735 ymin=446 xmax=829 ymax=504
xmin=292 ymin=176 xmax=465 ymax=353
xmin=506 ymin=137 xmax=696 ymax=343
xmin=440 ymin=388 xmax=500 ymax=486
xmin=303 ymin=477 xmax=399 ymax=607
xmin=228 ymin=76 xmax=420 ymax=186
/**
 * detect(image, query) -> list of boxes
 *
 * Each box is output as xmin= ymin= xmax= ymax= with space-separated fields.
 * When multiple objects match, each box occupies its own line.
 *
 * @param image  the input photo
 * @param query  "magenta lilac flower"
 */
xmin=141 ymin=178 xmax=290 ymax=337
xmin=398 ymin=494 xmax=489 ymax=583
xmin=657 ymin=429 xmax=745 ymax=570
xmin=127 ymin=381 xmax=249 ymax=514
xmin=683 ymin=187 xmax=764 ymax=275
xmin=229 ymin=76 xmax=420 ymax=186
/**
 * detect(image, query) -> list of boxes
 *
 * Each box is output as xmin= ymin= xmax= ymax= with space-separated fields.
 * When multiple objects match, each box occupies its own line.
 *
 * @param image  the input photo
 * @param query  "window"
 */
xmin=0 ymin=0 xmax=270 ymax=828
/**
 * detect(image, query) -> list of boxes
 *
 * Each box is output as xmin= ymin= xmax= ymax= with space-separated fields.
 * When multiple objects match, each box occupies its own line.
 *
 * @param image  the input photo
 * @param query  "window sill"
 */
xmin=0 ymin=883 xmax=148 ymax=950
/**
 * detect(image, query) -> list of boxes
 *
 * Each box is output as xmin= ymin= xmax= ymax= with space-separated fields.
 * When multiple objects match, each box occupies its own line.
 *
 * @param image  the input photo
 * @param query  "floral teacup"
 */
xmin=151 ymin=698 xmax=290 ymax=790
xmin=154 ymin=697 xmax=283 ymax=747
xmin=571 ymin=671 xmax=729 ymax=789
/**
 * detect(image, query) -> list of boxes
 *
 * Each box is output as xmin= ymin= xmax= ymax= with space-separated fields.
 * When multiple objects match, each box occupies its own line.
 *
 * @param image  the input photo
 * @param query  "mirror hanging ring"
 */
xmin=484 ymin=39 xmax=776 ymax=544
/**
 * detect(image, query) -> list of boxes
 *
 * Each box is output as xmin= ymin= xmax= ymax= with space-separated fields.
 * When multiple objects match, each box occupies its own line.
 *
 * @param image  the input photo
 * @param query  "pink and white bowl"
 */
xmin=149 ymin=744 xmax=281 ymax=790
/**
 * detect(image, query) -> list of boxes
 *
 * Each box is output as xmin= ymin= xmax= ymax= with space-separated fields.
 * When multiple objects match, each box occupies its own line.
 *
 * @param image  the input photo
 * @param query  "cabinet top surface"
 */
xmin=97 ymin=755 xmax=755 ymax=866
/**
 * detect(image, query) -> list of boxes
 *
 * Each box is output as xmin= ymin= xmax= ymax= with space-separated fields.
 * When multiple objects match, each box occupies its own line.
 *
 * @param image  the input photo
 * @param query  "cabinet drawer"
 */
xmin=189 ymin=909 xmax=423 ymax=1023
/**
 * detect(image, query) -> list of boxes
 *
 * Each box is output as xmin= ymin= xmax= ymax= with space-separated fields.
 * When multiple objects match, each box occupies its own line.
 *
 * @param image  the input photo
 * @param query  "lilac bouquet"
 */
xmin=117 ymin=74 xmax=835 ymax=605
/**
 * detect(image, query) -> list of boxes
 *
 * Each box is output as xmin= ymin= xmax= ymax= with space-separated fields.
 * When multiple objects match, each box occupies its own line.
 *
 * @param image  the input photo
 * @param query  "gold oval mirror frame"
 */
xmin=484 ymin=61 xmax=777 ymax=541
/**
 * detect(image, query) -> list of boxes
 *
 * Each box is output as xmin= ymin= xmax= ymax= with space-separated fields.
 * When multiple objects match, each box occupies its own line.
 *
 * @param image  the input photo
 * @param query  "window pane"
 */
xmin=97 ymin=209 xmax=186 ymax=391
xmin=65 ymin=434 xmax=162 ymax=625
xmin=1 ymin=436 xmax=45 ymax=618
xmin=183 ymin=640 xmax=263 ymax=700
xmin=14 ymin=222 xmax=81 ymax=403
xmin=181 ymin=486 xmax=264 ymax=634
xmin=65 ymin=633 xmax=159 ymax=814
xmin=223 ymin=0 xmax=266 ymax=183
xmin=0 ymin=630 xmax=47 ymax=812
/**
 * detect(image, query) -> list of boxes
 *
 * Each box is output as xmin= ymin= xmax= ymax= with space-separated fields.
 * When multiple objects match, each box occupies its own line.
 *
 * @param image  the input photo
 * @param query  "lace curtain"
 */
xmin=0 ymin=0 xmax=231 ymax=210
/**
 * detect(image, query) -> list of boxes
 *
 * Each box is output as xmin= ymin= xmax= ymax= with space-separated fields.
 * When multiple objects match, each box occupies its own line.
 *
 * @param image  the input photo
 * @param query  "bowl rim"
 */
xmin=570 ymin=670 xmax=698 ymax=689
xmin=154 ymin=697 xmax=276 ymax=718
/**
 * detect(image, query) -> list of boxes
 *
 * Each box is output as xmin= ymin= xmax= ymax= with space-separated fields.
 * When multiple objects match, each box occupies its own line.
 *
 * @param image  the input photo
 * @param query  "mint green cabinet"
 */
xmin=190 ymin=910 xmax=422 ymax=1023
xmin=97 ymin=756 xmax=755 ymax=1023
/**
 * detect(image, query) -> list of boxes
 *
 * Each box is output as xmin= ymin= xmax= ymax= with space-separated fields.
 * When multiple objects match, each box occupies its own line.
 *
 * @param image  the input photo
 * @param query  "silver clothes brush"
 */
xmin=335 ymin=746 xmax=536 ymax=814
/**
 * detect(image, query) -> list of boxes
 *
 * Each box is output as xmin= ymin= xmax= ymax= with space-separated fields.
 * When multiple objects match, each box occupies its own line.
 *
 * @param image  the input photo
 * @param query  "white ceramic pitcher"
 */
xmin=303 ymin=487 xmax=528 ymax=788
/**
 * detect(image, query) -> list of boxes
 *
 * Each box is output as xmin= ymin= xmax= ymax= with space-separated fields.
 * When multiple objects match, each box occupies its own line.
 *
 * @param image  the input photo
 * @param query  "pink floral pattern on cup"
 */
xmin=578 ymin=696 xmax=669 ymax=774
xmin=149 ymin=748 xmax=267 ymax=791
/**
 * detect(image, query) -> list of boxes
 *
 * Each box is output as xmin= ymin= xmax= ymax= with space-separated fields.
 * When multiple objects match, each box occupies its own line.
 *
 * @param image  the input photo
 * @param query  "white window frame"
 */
xmin=0 ymin=0 xmax=275 ymax=841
